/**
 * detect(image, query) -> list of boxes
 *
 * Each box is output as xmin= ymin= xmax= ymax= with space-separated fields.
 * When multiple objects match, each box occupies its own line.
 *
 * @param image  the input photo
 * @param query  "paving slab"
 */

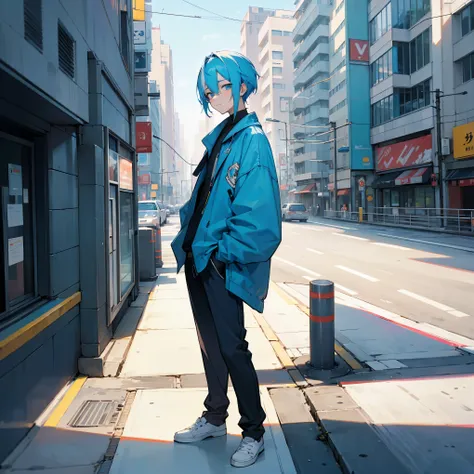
xmin=109 ymin=388 xmax=297 ymax=474
xmin=343 ymin=374 xmax=474 ymax=474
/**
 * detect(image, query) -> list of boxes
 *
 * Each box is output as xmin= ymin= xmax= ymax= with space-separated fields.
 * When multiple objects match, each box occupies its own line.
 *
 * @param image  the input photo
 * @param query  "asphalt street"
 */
xmin=272 ymin=218 xmax=474 ymax=340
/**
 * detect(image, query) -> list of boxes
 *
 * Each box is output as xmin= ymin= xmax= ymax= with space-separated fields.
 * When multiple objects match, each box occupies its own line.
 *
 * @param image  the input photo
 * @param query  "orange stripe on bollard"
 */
xmin=310 ymin=292 xmax=334 ymax=300
xmin=309 ymin=314 xmax=334 ymax=323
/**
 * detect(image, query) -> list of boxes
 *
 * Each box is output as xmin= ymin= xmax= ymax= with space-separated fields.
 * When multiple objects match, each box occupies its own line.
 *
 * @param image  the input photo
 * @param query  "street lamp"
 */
xmin=431 ymin=89 xmax=468 ymax=212
xmin=266 ymin=118 xmax=289 ymax=197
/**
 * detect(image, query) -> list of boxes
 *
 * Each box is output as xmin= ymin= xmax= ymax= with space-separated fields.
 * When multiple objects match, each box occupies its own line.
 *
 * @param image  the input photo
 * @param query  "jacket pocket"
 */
xmin=210 ymin=255 xmax=225 ymax=280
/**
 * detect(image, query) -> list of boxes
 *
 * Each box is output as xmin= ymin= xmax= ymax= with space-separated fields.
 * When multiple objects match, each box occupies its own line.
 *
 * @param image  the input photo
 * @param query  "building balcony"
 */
xmin=294 ymin=42 xmax=329 ymax=75
xmin=293 ymin=3 xmax=331 ymax=42
xmin=293 ymin=23 xmax=330 ymax=62
xmin=294 ymin=61 xmax=329 ymax=89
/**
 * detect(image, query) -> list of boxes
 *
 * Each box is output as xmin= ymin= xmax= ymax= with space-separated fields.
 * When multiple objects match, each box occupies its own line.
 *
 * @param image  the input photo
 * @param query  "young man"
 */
xmin=171 ymin=51 xmax=282 ymax=468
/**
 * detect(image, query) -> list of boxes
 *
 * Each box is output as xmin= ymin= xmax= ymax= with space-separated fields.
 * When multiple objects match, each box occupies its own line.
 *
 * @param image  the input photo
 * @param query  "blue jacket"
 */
xmin=171 ymin=112 xmax=282 ymax=312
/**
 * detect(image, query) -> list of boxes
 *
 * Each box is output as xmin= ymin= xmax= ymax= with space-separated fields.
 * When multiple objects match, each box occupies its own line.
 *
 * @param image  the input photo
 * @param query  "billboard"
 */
xmin=453 ymin=121 xmax=474 ymax=160
xmin=134 ymin=21 xmax=146 ymax=45
xmin=134 ymin=51 xmax=149 ymax=72
xmin=138 ymin=173 xmax=151 ymax=185
xmin=376 ymin=135 xmax=432 ymax=171
xmin=133 ymin=0 xmax=145 ymax=21
xmin=136 ymin=122 xmax=152 ymax=153
xmin=119 ymin=158 xmax=133 ymax=191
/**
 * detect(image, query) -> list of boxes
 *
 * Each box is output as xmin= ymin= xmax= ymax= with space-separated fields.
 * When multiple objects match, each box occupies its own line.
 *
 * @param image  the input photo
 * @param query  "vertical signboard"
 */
xmin=136 ymin=122 xmax=152 ymax=153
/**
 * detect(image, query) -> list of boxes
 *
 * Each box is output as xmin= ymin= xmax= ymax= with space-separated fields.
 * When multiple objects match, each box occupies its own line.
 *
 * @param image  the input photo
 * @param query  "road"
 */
xmin=272 ymin=218 xmax=474 ymax=340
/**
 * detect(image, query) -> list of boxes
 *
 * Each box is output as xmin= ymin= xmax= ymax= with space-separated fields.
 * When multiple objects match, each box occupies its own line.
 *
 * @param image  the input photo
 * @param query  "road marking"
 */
xmin=273 ymin=257 xmax=321 ymax=277
xmin=335 ymin=265 xmax=379 ymax=282
xmin=333 ymin=233 xmax=369 ymax=241
xmin=372 ymin=242 xmax=411 ymax=251
xmin=306 ymin=248 xmax=324 ymax=255
xmin=309 ymin=221 xmax=356 ymax=231
xmin=379 ymin=234 xmax=474 ymax=254
xmin=398 ymin=289 xmax=469 ymax=318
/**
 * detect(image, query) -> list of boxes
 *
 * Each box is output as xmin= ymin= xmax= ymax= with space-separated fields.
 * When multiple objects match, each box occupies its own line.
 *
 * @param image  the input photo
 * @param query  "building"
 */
xmin=150 ymin=27 xmax=176 ymax=204
xmin=327 ymin=0 xmax=373 ymax=212
xmin=0 ymin=0 xmax=137 ymax=462
xmin=257 ymin=12 xmax=296 ymax=194
xmin=368 ymin=0 xmax=474 ymax=218
xmin=291 ymin=0 xmax=333 ymax=211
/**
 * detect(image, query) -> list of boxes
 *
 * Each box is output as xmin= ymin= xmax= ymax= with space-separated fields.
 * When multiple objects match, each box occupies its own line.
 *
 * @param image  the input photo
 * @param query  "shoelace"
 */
xmin=190 ymin=417 xmax=206 ymax=432
xmin=237 ymin=438 xmax=258 ymax=454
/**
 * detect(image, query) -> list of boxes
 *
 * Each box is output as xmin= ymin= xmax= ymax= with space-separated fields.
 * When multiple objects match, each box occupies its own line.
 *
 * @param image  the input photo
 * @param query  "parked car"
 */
xmin=157 ymin=201 xmax=169 ymax=224
xmin=138 ymin=201 xmax=161 ymax=228
xmin=282 ymin=203 xmax=309 ymax=222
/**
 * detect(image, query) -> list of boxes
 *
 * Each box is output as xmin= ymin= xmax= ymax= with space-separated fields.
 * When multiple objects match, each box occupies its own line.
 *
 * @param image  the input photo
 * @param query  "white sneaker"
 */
xmin=174 ymin=417 xmax=226 ymax=444
xmin=230 ymin=437 xmax=264 ymax=468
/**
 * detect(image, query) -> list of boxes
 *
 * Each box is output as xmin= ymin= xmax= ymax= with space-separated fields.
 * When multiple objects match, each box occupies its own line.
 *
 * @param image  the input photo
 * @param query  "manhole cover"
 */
xmin=69 ymin=400 xmax=120 ymax=428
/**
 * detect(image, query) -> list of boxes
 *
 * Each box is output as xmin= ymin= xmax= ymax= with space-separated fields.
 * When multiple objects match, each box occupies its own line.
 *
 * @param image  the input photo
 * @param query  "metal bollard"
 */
xmin=309 ymin=280 xmax=335 ymax=370
xmin=155 ymin=227 xmax=163 ymax=268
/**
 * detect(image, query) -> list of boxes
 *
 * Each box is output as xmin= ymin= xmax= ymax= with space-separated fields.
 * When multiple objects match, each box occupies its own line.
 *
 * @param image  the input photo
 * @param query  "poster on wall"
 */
xmin=8 ymin=204 xmax=23 ymax=227
xmin=120 ymin=157 xmax=134 ymax=191
xmin=8 ymin=164 xmax=22 ymax=196
xmin=8 ymin=237 xmax=24 ymax=266
xmin=376 ymin=135 xmax=432 ymax=171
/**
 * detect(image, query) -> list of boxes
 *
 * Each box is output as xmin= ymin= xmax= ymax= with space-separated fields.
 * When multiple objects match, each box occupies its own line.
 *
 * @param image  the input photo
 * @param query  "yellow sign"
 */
xmin=150 ymin=191 xmax=157 ymax=198
xmin=133 ymin=0 xmax=145 ymax=21
xmin=151 ymin=184 xmax=158 ymax=190
xmin=453 ymin=121 xmax=474 ymax=160
xmin=362 ymin=157 xmax=370 ymax=163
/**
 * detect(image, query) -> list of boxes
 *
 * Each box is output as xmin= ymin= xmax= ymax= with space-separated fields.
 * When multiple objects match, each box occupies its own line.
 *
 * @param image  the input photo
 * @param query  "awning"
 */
xmin=446 ymin=167 xmax=474 ymax=181
xmin=289 ymin=188 xmax=297 ymax=194
xmin=295 ymin=183 xmax=316 ymax=194
xmin=280 ymin=184 xmax=289 ymax=191
xmin=395 ymin=167 xmax=430 ymax=186
xmin=337 ymin=189 xmax=350 ymax=196
xmin=371 ymin=171 xmax=401 ymax=188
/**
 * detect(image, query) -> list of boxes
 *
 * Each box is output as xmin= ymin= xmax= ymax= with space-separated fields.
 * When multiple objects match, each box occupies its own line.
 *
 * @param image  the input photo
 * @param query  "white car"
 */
xmin=138 ymin=200 xmax=166 ymax=227
xmin=282 ymin=203 xmax=310 ymax=222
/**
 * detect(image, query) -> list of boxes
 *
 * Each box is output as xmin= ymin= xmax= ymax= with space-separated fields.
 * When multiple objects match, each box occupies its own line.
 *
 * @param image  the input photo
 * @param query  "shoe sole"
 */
xmin=230 ymin=444 xmax=264 ymax=468
xmin=174 ymin=428 xmax=227 ymax=444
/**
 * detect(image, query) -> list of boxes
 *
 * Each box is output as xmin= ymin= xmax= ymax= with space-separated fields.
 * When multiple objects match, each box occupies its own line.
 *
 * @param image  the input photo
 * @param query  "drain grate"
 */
xmin=69 ymin=400 xmax=120 ymax=428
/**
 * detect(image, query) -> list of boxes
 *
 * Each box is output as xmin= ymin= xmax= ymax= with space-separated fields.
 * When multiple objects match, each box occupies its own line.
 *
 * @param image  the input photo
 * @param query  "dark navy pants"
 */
xmin=184 ymin=255 xmax=266 ymax=440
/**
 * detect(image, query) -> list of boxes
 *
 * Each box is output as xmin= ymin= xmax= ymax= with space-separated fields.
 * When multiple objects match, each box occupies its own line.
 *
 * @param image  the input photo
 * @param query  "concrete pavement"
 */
xmin=3 ymin=216 xmax=474 ymax=474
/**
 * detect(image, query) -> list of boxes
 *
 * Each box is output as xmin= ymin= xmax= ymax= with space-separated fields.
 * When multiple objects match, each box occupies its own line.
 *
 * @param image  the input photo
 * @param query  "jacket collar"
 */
xmin=201 ymin=112 xmax=260 ymax=155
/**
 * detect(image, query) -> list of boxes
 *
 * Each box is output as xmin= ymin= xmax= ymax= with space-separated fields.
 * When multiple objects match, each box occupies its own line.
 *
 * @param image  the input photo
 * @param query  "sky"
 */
xmin=151 ymin=0 xmax=295 ymax=154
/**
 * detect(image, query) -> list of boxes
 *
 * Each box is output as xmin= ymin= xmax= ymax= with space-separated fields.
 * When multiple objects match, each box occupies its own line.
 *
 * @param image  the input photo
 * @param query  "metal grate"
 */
xmin=58 ymin=22 xmax=75 ymax=79
xmin=68 ymin=400 xmax=120 ymax=428
xmin=24 ymin=0 xmax=43 ymax=51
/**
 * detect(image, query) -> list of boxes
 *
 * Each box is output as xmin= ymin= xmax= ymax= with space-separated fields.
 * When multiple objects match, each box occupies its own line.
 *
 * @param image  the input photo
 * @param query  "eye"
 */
xmin=205 ymin=91 xmax=214 ymax=100
xmin=223 ymin=84 xmax=232 ymax=90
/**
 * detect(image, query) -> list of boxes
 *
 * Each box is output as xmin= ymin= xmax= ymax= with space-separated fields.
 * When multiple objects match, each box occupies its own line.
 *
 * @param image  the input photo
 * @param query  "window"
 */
xmin=289 ymin=204 xmax=307 ymax=212
xmin=272 ymin=29 xmax=283 ymax=36
xmin=371 ymin=95 xmax=394 ymax=126
xmin=273 ymin=83 xmax=286 ymax=89
xmin=120 ymin=10 xmax=130 ymax=71
xmin=329 ymin=99 xmax=347 ymax=115
xmin=58 ymin=23 xmax=75 ymax=78
xmin=329 ymin=79 xmax=346 ymax=97
xmin=393 ymin=42 xmax=410 ymax=74
xmin=119 ymin=192 xmax=133 ymax=296
xmin=272 ymin=66 xmax=283 ymax=76
xmin=460 ymin=52 xmax=474 ymax=83
xmin=331 ymin=58 xmax=346 ymax=75
xmin=371 ymin=49 xmax=393 ymax=86
xmin=334 ymin=41 xmax=346 ymax=55
xmin=335 ymin=0 xmax=345 ymax=14
xmin=272 ymin=51 xmax=284 ymax=60
xmin=0 ymin=135 xmax=36 ymax=321
xmin=370 ymin=3 xmax=392 ymax=44
xmin=460 ymin=3 xmax=474 ymax=37
xmin=391 ymin=28 xmax=430 ymax=76
xmin=24 ymin=0 xmax=43 ymax=51
xmin=392 ymin=0 xmax=430 ymax=29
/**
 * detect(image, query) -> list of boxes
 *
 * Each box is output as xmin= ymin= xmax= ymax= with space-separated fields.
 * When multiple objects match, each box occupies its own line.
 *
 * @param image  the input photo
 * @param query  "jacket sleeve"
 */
xmin=216 ymin=141 xmax=282 ymax=265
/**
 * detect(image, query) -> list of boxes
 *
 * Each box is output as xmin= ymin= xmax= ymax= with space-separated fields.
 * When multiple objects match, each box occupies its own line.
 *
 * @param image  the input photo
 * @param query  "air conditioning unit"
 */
xmin=441 ymin=138 xmax=451 ymax=156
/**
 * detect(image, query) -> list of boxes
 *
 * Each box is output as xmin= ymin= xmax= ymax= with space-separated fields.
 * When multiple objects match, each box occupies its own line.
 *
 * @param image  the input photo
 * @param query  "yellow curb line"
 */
xmin=44 ymin=375 xmax=87 ymax=427
xmin=271 ymin=281 xmax=363 ymax=371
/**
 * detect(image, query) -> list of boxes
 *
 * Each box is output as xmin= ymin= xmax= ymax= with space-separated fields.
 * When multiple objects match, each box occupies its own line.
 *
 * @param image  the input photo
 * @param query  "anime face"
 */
xmin=204 ymin=73 xmax=246 ymax=115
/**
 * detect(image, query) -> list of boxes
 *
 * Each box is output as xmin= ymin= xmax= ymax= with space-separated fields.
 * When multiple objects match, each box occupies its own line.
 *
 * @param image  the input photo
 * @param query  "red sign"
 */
xmin=395 ymin=167 xmax=428 ymax=186
xmin=376 ymin=135 xmax=432 ymax=171
xmin=349 ymin=39 xmax=369 ymax=63
xmin=136 ymin=122 xmax=152 ymax=153
xmin=460 ymin=179 xmax=474 ymax=187
xmin=138 ymin=173 xmax=151 ymax=185
xmin=120 ymin=157 xmax=133 ymax=191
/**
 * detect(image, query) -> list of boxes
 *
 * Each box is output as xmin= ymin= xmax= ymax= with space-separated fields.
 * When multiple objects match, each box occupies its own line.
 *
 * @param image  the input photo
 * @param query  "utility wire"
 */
xmin=153 ymin=135 xmax=198 ymax=167
xmin=180 ymin=0 xmax=241 ymax=22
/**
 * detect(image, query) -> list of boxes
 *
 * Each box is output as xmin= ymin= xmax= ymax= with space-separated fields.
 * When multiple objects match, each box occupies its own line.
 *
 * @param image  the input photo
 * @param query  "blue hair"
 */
xmin=196 ymin=51 xmax=259 ymax=117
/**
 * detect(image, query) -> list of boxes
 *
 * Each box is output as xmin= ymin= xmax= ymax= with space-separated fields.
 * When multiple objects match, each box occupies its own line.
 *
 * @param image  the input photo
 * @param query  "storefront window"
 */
xmin=119 ymin=192 xmax=133 ymax=296
xmin=391 ymin=190 xmax=400 ymax=207
xmin=0 ymin=136 xmax=36 ymax=320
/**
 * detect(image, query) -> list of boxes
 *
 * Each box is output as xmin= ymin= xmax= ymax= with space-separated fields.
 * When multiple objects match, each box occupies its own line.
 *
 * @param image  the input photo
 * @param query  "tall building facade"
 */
xmin=150 ymin=27 xmax=176 ymax=203
xmin=258 ymin=12 xmax=296 ymax=191
xmin=0 ymin=0 xmax=137 ymax=462
xmin=368 ymin=0 xmax=474 ymax=216
xmin=291 ymin=0 xmax=332 ymax=210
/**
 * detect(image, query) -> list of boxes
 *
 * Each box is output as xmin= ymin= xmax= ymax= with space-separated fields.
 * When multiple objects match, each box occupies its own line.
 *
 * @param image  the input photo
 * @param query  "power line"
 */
xmin=153 ymin=135 xmax=198 ymax=167
xmin=180 ymin=0 xmax=241 ymax=22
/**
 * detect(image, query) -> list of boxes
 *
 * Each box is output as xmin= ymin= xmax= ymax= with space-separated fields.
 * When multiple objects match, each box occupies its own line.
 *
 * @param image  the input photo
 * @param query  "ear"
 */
xmin=240 ymin=83 xmax=248 ymax=97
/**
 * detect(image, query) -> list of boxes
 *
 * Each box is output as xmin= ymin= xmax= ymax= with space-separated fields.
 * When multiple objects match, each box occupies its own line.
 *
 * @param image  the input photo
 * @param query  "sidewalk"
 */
xmin=3 ymin=220 xmax=474 ymax=474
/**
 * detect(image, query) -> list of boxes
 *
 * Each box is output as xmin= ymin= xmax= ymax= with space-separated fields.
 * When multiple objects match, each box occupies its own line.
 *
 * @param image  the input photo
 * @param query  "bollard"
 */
xmin=155 ymin=226 xmax=163 ymax=268
xmin=309 ymin=280 xmax=335 ymax=370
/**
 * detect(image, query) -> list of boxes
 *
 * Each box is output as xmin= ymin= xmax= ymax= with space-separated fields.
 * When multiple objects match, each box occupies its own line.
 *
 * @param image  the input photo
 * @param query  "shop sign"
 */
xmin=349 ymin=39 xmax=369 ymax=63
xmin=138 ymin=173 xmax=151 ymax=185
xmin=358 ymin=177 xmax=365 ymax=190
xmin=120 ymin=157 xmax=133 ymax=191
xmin=376 ymin=135 xmax=432 ymax=171
xmin=133 ymin=0 xmax=145 ymax=21
xmin=136 ymin=122 xmax=152 ymax=153
xmin=460 ymin=179 xmax=474 ymax=187
xmin=453 ymin=121 xmax=474 ymax=160
xmin=134 ymin=21 xmax=146 ymax=45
